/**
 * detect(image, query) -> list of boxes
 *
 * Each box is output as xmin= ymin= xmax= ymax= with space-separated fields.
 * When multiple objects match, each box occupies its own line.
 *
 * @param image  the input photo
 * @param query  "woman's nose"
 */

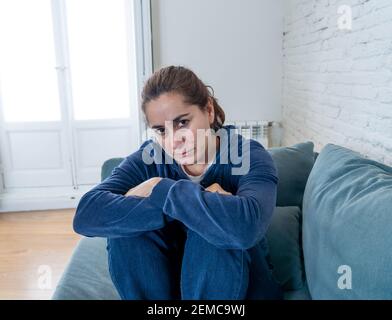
xmin=172 ymin=136 xmax=185 ymax=150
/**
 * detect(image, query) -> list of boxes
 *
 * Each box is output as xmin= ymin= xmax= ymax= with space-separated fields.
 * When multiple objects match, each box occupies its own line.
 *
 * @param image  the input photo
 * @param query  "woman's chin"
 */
xmin=175 ymin=158 xmax=194 ymax=165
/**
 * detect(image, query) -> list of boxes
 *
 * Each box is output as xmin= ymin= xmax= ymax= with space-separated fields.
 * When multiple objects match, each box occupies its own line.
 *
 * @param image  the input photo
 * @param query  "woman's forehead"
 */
xmin=146 ymin=95 xmax=198 ymax=126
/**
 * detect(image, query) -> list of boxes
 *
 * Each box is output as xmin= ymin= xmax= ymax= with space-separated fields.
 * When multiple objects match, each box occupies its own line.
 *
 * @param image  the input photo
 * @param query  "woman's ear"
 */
xmin=207 ymin=97 xmax=215 ymax=126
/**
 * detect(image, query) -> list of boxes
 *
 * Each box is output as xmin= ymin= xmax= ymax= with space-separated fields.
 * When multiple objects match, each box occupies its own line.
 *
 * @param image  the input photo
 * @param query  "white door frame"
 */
xmin=133 ymin=0 xmax=153 ymax=142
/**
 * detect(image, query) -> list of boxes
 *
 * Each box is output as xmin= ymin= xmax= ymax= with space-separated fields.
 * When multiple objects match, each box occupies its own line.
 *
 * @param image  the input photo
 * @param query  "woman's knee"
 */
xmin=106 ymin=228 xmax=184 ymax=300
xmin=107 ymin=222 xmax=185 ymax=256
xmin=181 ymin=229 xmax=251 ymax=299
xmin=184 ymin=229 xmax=251 ymax=261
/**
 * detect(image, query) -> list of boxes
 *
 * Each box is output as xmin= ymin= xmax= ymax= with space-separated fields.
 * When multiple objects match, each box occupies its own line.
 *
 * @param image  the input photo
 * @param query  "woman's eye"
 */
xmin=155 ymin=128 xmax=165 ymax=135
xmin=178 ymin=119 xmax=189 ymax=128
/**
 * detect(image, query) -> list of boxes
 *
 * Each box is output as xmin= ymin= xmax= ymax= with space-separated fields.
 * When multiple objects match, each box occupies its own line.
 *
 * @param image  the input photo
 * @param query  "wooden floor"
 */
xmin=0 ymin=209 xmax=80 ymax=300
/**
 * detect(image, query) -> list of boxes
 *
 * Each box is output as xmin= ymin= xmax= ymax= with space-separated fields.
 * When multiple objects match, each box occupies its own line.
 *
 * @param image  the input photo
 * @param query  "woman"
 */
xmin=73 ymin=65 xmax=283 ymax=300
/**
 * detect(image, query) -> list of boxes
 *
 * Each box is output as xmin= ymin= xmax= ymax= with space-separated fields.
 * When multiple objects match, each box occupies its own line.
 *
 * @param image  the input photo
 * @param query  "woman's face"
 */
xmin=144 ymin=92 xmax=215 ymax=165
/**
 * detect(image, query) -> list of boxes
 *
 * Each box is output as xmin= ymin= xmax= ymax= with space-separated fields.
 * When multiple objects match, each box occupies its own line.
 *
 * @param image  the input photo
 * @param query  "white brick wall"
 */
xmin=282 ymin=0 xmax=392 ymax=166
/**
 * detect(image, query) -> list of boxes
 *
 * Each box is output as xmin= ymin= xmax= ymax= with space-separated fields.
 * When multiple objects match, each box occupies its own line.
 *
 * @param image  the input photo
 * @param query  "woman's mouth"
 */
xmin=178 ymin=148 xmax=194 ymax=157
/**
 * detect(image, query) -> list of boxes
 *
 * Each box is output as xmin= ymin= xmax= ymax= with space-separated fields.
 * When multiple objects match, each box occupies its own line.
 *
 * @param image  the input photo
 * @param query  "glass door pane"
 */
xmin=0 ymin=0 xmax=61 ymax=122
xmin=66 ymin=0 xmax=132 ymax=120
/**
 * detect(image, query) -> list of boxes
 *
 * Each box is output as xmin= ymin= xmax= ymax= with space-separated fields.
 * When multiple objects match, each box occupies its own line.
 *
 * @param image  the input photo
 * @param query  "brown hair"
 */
xmin=141 ymin=65 xmax=225 ymax=131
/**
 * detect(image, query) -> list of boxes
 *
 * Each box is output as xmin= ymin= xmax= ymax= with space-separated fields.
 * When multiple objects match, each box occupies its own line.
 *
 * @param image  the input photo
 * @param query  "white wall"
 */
xmin=282 ymin=0 xmax=392 ymax=166
xmin=150 ymin=0 xmax=283 ymax=122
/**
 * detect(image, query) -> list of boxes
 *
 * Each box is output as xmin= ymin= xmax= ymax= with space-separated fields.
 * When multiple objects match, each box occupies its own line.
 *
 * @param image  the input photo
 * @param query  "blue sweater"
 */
xmin=73 ymin=125 xmax=278 ymax=250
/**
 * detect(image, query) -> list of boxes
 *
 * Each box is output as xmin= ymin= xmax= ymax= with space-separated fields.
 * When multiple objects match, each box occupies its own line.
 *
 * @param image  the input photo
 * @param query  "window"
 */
xmin=0 ymin=0 xmax=61 ymax=122
xmin=0 ymin=0 xmax=152 ymax=211
xmin=66 ymin=0 xmax=133 ymax=120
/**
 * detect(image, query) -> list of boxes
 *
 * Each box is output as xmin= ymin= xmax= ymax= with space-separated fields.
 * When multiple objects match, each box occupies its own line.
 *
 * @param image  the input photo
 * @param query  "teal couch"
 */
xmin=52 ymin=141 xmax=392 ymax=300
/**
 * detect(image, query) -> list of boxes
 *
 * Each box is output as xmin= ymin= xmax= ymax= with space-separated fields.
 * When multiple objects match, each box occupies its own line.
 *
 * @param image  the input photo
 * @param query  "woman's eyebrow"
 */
xmin=172 ymin=113 xmax=190 ymax=123
xmin=151 ymin=113 xmax=190 ymax=129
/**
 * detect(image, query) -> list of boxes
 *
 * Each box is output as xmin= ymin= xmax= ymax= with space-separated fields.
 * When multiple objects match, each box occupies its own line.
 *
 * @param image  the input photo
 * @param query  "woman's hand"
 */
xmin=125 ymin=177 xmax=162 ymax=198
xmin=126 ymin=179 xmax=231 ymax=198
xmin=205 ymin=182 xmax=232 ymax=195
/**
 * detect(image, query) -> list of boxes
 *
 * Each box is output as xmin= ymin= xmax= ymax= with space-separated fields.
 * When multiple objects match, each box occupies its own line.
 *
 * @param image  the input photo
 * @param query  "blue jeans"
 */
xmin=107 ymin=219 xmax=283 ymax=300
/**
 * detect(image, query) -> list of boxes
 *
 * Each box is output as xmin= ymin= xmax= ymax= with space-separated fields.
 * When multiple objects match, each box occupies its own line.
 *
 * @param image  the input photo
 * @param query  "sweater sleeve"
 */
xmin=157 ymin=140 xmax=279 ymax=250
xmin=73 ymin=142 xmax=172 ymax=238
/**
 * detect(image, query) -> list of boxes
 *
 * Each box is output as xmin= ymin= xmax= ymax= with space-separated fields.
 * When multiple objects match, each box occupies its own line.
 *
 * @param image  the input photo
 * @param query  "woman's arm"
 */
xmin=73 ymin=141 xmax=171 ymax=238
xmin=153 ymin=140 xmax=278 ymax=250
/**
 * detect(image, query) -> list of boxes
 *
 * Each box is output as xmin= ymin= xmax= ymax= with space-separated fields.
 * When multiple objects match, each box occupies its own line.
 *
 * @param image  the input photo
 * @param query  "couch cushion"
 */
xmin=268 ymin=141 xmax=315 ymax=208
xmin=303 ymin=143 xmax=392 ymax=299
xmin=266 ymin=206 xmax=305 ymax=292
xmin=52 ymin=237 xmax=120 ymax=300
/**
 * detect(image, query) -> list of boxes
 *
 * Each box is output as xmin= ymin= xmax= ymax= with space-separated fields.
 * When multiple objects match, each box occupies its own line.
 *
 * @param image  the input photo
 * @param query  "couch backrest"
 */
xmin=101 ymin=158 xmax=125 ymax=182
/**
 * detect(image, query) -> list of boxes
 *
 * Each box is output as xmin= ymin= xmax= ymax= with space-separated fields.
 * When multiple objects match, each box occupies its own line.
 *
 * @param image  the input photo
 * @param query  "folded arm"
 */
xmin=154 ymin=142 xmax=278 ymax=250
xmin=73 ymin=143 xmax=168 ymax=238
